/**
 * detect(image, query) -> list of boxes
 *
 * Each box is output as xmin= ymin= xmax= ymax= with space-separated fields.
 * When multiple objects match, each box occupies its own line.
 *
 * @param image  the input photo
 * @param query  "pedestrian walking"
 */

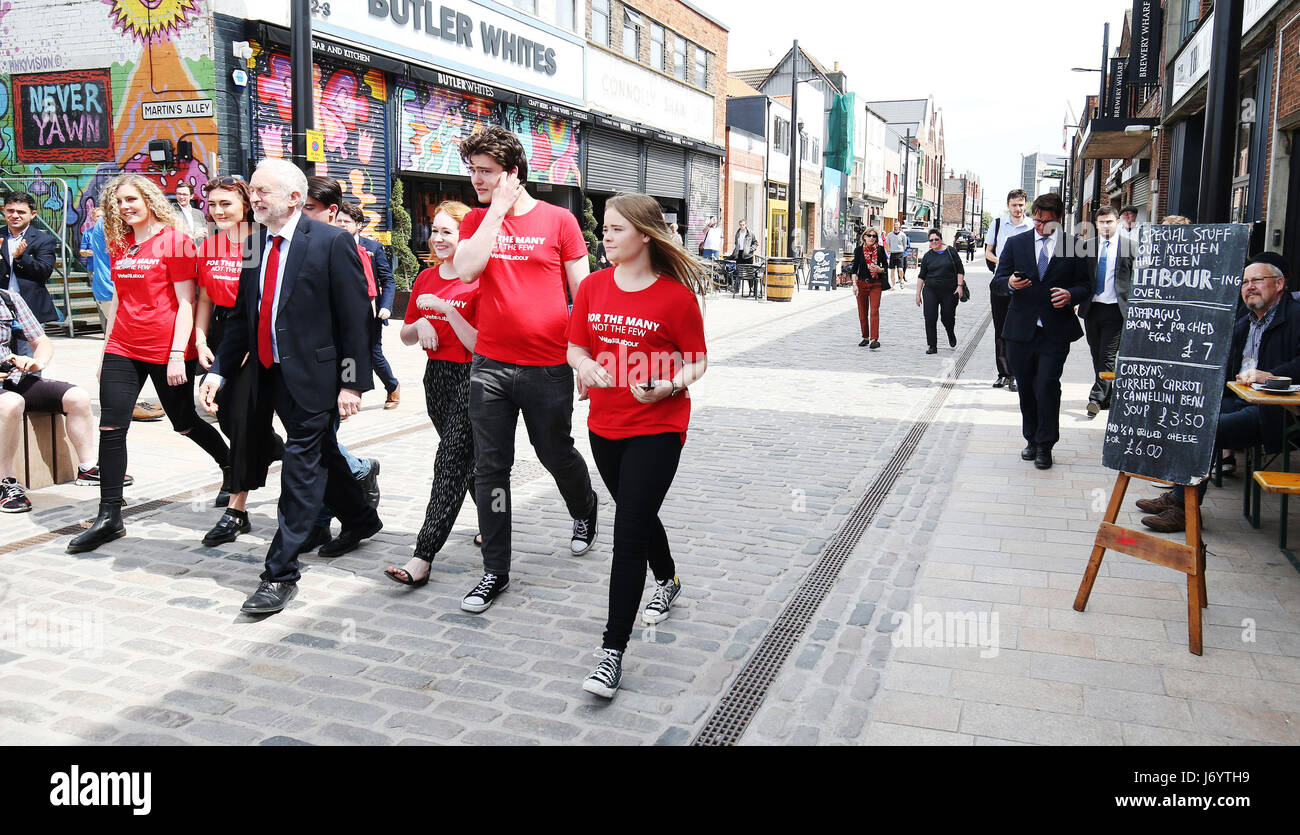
xmin=68 ymin=174 xmax=231 ymax=553
xmin=335 ymin=202 xmax=401 ymax=410
xmin=452 ymin=126 xmax=598 ymax=614
xmin=850 ymin=228 xmax=890 ymax=349
xmin=198 ymin=159 xmax=381 ymax=613
xmin=194 ymin=176 xmax=282 ymax=547
xmin=731 ymin=219 xmax=757 ymax=264
xmin=886 ymin=225 xmax=908 ymax=287
xmin=1077 ymin=205 xmax=1132 ymax=420
xmin=78 ymin=207 xmax=114 ymax=331
xmin=991 ymin=193 xmax=1090 ymax=471
xmin=916 ymin=228 xmax=965 ymax=354
xmin=984 ymin=189 xmax=1034 ymax=391
xmin=965 ymin=236 xmax=976 ymax=262
xmin=699 ymin=215 xmax=723 ymax=260
xmin=384 ymin=200 xmax=481 ymax=588
xmin=567 ymin=193 xmax=708 ymax=699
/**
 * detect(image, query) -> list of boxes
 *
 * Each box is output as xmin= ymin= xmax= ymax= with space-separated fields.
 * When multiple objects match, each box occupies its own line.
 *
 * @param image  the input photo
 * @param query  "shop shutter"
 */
xmin=645 ymin=143 xmax=686 ymax=199
xmin=252 ymin=49 xmax=391 ymax=238
xmin=686 ymin=152 xmax=720 ymax=247
xmin=1130 ymin=175 xmax=1149 ymax=210
xmin=586 ymin=129 xmax=642 ymax=194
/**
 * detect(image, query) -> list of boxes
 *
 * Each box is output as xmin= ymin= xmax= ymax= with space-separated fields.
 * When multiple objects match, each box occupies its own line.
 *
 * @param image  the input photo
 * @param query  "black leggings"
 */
xmin=922 ymin=283 xmax=959 ymax=349
xmin=98 ymin=352 xmax=229 ymax=504
xmin=589 ymin=431 xmax=681 ymax=652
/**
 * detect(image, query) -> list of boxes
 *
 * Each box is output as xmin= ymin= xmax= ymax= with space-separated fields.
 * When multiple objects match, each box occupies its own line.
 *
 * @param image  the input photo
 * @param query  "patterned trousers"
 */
xmin=414 ymin=359 xmax=476 ymax=560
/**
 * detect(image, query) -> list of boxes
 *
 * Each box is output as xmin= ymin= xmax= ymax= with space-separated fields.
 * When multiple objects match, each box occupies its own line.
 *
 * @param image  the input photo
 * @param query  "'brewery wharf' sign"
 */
xmin=1102 ymin=223 xmax=1251 ymax=485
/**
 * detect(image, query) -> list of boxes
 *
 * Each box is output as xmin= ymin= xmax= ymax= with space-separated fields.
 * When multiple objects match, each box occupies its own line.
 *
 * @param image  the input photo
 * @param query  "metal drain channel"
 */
xmin=692 ymin=311 xmax=992 ymax=746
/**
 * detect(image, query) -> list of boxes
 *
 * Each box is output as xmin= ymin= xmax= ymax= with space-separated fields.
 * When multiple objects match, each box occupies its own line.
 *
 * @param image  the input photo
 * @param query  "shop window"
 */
xmin=694 ymin=49 xmax=708 ymax=90
xmin=773 ymin=117 xmax=790 ymax=154
xmin=623 ymin=9 xmax=641 ymax=61
xmin=592 ymin=0 xmax=609 ymax=46
xmin=673 ymin=34 xmax=687 ymax=81
xmin=650 ymin=23 xmax=665 ymax=71
xmin=513 ymin=0 xmax=536 ymax=14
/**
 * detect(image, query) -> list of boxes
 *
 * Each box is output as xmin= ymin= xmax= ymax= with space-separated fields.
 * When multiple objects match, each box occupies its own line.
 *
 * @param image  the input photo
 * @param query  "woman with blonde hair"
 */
xmin=567 ymin=193 xmax=708 ymax=698
xmin=384 ymin=200 xmax=481 ymax=587
xmin=68 ymin=174 xmax=230 ymax=553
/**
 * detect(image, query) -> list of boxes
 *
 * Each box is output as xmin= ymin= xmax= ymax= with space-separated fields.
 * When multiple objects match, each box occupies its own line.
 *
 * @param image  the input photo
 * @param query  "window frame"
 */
xmin=673 ymin=33 xmax=687 ymax=81
xmin=622 ymin=8 xmax=642 ymax=61
xmin=694 ymin=47 xmax=708 ymax=90
xmin=592 ymin=0 xmax=609 ymax=46
xmin=650 ymin=22 xmax=665 ymax=71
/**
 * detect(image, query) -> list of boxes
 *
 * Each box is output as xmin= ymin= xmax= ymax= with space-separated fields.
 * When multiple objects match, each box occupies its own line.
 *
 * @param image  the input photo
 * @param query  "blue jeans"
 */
xmin=469 ymin=355 xmax=594 ymax=574
xmin=702 ymin=249 xmax=720 ymax=260
xmin=313 ymin=415 xmax=370 ymax=526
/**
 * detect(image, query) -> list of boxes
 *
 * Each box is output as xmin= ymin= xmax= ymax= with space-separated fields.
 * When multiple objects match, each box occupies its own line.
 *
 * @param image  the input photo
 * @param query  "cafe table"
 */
xmin=1225 ymin=381 xmax=1300 ymax=560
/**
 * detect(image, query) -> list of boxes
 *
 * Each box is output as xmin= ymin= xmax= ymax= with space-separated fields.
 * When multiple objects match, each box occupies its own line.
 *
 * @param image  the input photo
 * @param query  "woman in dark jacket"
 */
xmin=916 ymin=228 xmax=965 ymax=354
xmin=850 ymin=229 xmax=891 ymax=348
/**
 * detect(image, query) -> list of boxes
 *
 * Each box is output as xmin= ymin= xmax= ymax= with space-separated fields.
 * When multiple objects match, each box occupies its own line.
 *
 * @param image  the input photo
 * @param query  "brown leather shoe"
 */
xmin=1135 ymin=493 xmax=1177 ymax=514
xmin=132 ymin=401 xmax=164 ymax=421
xmin=384 ymin=385 xmax=400 ymax=410
xmin=1141 ymin=506 xmax=1186 ymax=533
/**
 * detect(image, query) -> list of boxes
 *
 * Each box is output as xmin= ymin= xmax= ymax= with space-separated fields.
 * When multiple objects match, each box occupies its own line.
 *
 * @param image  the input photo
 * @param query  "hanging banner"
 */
xmin=1127 ymin=0 xmax=1163 ymax=84
xmin=1107 ymin=56 xmax=1128 ymax=118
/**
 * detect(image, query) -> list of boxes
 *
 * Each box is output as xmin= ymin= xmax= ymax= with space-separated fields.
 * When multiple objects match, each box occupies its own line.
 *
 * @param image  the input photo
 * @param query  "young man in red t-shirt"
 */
xmin=452 ymin=126 xmax=596 ymax=614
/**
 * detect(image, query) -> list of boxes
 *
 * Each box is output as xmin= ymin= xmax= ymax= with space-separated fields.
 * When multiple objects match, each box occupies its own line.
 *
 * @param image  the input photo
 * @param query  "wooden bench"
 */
xmin=22 ymin=410 xmax=78 ymax=489
xmin=1250 ymin=470 xmax=1300 ymax=553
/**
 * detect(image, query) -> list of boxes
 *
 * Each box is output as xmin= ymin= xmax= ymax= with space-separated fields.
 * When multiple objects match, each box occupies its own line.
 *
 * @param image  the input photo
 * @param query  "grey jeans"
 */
xmin=468 ymin=354 xmax=594 ymax=574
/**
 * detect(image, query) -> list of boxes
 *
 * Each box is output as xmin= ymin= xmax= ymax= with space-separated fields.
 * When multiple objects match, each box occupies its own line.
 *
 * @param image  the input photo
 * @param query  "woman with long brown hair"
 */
xmin=384 ymin=200 xmax=481 ymax=587
xmin=566 ymin=193 xmax=708 ymax=698
xmin=194 ymin=176 xmax=281 ymax=546
xmin=68 ymin=174 xmax=230 ymax=553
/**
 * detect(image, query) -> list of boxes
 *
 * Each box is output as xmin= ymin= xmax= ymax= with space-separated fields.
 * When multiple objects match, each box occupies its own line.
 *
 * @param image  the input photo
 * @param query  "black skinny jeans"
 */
xmin=922 ymin=284 xmax=959 ymax=349
xmin=589 ymin=431 xmax=681 ymax=653
xmin=97 ymin=352 xmax=229 ymax=504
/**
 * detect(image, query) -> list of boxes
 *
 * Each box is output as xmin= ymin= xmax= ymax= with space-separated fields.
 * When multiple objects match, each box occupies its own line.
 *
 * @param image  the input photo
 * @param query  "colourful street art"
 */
xmin=251 ymin=44 xmax=390 ymax=236
xmin=396 ymin=78 xmax=580 ymax=187
xmin=0 ymin=0 xmax=216 ymax=235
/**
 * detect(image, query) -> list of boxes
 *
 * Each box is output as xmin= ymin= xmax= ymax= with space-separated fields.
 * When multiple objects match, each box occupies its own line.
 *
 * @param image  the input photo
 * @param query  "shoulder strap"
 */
xmin=992 ymin=217 xmax=1000 ymax=249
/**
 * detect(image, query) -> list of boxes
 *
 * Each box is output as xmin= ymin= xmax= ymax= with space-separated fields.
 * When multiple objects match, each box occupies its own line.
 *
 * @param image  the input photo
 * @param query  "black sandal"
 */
xmin=384 ymin=561 xmax=431 ymax=588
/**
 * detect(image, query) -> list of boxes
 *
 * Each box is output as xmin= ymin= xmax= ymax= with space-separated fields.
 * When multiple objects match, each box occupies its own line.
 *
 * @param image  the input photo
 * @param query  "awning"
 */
xmin=1078 ymin=117 xmax=1160 ymax=159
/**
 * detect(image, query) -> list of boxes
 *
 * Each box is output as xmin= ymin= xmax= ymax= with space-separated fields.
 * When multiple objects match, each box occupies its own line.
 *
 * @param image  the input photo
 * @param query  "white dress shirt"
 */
xmin=1092 ymin=234 xmax=1119 ymax=304
xmin=1033 ymin=229 xmax=1059 ymax=328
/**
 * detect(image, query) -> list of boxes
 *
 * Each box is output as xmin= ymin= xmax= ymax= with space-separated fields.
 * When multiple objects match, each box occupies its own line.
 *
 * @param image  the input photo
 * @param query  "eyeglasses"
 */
xmin=928 ymin=238 xmax=942 ymax=243
xmin=1242 ymin=277 xmax=1281 ymax=286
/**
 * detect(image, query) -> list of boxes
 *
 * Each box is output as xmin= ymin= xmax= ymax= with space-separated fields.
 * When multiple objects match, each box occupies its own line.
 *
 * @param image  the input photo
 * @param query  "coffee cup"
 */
xmin=1263 ymin=376 xmax=1292 ymax=391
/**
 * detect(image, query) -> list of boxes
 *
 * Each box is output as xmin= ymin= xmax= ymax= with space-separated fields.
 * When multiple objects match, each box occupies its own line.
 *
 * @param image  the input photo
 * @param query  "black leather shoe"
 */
xmin=240 ymin=581 xmax=297 ymax=614
xmin=317 ymin=517 xmax=384 ymax=558
xmin=202 ymin=510 xmax=251 ymax=546
xmin=1035 ymin=448 xmax=1054 ymax=469
xmin=926 ymin=346 xmax=938 ymax=354
xmin=859 ymin=338 xmax=869 ymax=347
xmin=992 ymin=377 xmax=1006 ymax=388
xmin=214 ymin=466 xmax=232 ymax=508
xmin=67 ymin=503 xmax=125 ymax=553
xmin=358 ymin=459 xmax=381 ymax=509
xmin=296 ymin=524 xmax=333 ymax=556
xmin=1020 ymin=444 xmax=1038 ymax=461
xmin=1007 ymin=378 xmax=1019 ymax=392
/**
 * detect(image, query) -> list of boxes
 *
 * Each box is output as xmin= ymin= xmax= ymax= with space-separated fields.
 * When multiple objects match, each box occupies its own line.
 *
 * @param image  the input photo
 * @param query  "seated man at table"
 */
xmin=1139 ymin=257 xmax=1300 ymax=532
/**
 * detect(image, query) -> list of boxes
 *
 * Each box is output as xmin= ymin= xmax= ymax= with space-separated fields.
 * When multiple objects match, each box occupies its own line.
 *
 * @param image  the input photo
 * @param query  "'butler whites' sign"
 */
xmin=312 ymin=0 xmax=586 ymax=104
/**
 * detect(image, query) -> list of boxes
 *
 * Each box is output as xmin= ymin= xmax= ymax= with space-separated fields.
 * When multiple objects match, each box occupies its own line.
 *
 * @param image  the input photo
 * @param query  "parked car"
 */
xmin=902 ymin=227 xmax=930 ymax=269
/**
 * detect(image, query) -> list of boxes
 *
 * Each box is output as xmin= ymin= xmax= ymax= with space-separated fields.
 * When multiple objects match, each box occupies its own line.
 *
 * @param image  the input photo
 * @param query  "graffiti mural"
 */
xmin=396 ymin=78 xmax=580 ymax=187
xmin=0 ymin=0 xmax=216 ymax=232
xmin=251 ymin=43 xmax=390 ymax=237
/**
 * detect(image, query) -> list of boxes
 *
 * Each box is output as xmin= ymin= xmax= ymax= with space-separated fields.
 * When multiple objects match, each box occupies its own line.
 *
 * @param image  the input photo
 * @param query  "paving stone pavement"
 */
xmin=4 ymin=264 xmax=1298 ymax=746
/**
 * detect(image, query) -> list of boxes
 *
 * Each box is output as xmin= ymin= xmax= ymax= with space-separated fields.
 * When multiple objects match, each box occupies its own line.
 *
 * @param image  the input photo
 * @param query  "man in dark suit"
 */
xmin=336 ymin=202 xmax=400 ymax=408
xmin=199 ymin=159 xmax=382 ymax=614
xmin=992 ymin=193 xmax=1091 ymax=469
xmin=2 ymin=192 xmax=59 ymax=358
xmin=1077 ymin=205 xmax=1134 ymax=419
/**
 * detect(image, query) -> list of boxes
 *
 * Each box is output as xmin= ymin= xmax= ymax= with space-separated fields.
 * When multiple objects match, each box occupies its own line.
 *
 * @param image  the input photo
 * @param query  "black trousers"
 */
xmin=589 ymin=431 xmax=681 ymax=653
xmin=260 ymin=364 xmax=379 ymax=583
xmin=208 ymin=305 xmax=281 ymax=493
xmin=1084 ymin=302 xmax=1123 ymax=408
xmin=1005 ymin=330 xmax=1071 ymax=448
xmin=990 ymin=291 xmax=1012 ymax=378
xmin=922 ymin=284 xmax=958 ymax=349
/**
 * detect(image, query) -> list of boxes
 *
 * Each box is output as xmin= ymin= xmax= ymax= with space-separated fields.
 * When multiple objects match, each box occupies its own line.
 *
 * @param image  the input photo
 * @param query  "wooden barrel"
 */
xmin=766 ymin=261 xmax=796 ymax=302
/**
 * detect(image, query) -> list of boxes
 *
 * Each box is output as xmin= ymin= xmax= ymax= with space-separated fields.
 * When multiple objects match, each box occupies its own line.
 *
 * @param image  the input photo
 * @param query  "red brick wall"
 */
xmin=1279 ymin=7 xmax=1300 ymax=130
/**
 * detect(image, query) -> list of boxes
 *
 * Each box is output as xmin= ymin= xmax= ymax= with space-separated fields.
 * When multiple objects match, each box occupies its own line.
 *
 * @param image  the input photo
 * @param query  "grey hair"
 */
xmin=1254 ymin=263 xmax=1285 ymax=280
xmin=254 ymin=158 xmax=308 ymax=207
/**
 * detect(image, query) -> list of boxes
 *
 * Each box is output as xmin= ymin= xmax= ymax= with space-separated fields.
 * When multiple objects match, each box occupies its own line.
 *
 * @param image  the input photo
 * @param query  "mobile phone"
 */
xmin=639 ymin=380 xmax=658 ymax=391
xmin=1012 ymin=271 xmax=1028 ymax=279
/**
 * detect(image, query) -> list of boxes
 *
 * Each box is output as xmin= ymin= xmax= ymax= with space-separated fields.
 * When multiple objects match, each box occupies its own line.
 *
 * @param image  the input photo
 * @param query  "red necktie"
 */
xmin=258 ymin=235 xmax=282 ymax=368
xmin=357 ymin=243 xmax=377 ymax=299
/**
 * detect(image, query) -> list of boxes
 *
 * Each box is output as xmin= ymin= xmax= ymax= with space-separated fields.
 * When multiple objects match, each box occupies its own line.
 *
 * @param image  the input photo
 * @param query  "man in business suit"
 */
xmin=198 ymin=159 xmax=382 ymax=614
xmin=1077 ymin=205 xmax=1134 ymax=419
xmin=336 ymin=202 xmax=400 ymax=409
xmin=992 ymin=193 xmax=1091 ymax=470
xmin=2 ymin=192 xmax=59 ymax=358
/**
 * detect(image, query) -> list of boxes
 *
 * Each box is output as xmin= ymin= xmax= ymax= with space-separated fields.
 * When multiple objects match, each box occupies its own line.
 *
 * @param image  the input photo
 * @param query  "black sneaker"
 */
xmin=926 ymin=346 xmax=938 ymax=355
xmin=643 ymin=575 xmax=681 ymax=625
xmin=570 ymin=491 xmax=598 ymax=555
xmin=582 ymin=648 xmax=623 ymax=699
xmin=74 ymin=466 xmax=134 ymax=487
xmin=358 ymin=459 xmax=381 ymax=509
xmin=0 ymin=477 xmax=31 ymax=513
xmin=858 ymin=338 xmax=869 ymax=347
xmin=461 ymin=572 xmax=509 ymax=613
xmin=869 ymin=340 xmax=880 ymax=349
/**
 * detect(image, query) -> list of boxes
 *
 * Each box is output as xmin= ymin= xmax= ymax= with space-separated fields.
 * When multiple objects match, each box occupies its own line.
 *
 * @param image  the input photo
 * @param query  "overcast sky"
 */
xmin=703 ymin=0 xmax=1135 ymax=212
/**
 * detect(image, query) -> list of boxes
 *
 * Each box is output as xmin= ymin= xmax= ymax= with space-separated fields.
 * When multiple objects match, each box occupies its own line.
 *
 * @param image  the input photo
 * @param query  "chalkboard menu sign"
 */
xmin=12 ymin=70 xmax=114 ymax=163
xmin=1102 ymin=223 xmax=1251 ymax=485
xmin=808 ymin=248 xmax=836 ymax=290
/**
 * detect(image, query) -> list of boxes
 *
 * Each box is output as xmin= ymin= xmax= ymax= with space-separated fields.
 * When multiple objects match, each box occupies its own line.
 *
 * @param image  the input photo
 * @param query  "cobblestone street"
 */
xmin=3 ymin=264 xmax=1299 ymax=746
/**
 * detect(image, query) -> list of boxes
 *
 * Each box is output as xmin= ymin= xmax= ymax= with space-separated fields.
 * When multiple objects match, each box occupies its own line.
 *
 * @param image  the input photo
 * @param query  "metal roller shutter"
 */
xmin=586 ymin=129 xmax=642 ymax=194
xmin=1130 ymin=175 xmax=1149 ymax=210
xmin=645 ymin=143 xmax=686 ymax=199
xmin=686 ymin=153 xmax=720 ymax=248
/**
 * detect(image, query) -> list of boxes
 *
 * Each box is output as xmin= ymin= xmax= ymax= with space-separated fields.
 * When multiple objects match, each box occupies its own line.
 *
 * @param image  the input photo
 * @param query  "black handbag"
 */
xmin=950 ymin=248 xmax=970 ymax=302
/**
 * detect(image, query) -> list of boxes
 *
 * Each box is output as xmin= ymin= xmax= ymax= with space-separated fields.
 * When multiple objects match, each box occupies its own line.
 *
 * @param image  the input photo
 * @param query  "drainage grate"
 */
xmin=692 ymin=312 xmax=992 ymax=746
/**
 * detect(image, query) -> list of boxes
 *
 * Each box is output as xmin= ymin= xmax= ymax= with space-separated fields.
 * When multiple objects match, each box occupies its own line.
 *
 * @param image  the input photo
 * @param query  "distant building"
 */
xmin=1020 ymin=152 xmax=1068 ymax=201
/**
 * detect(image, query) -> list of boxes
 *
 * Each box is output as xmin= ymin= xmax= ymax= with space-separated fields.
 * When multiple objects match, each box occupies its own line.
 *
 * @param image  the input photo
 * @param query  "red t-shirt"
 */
xmin=566 ymin=268 xmax=707 ymax=443
xmin=197 ymin=233 xmax=243 ymax=308
xmin=404 ymin=267 xmax=480 ymax=363
xmin=459 ymin=201 xmax=588 ymax=366
xmin=106 ymin=228 xmax=199 ymax=364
